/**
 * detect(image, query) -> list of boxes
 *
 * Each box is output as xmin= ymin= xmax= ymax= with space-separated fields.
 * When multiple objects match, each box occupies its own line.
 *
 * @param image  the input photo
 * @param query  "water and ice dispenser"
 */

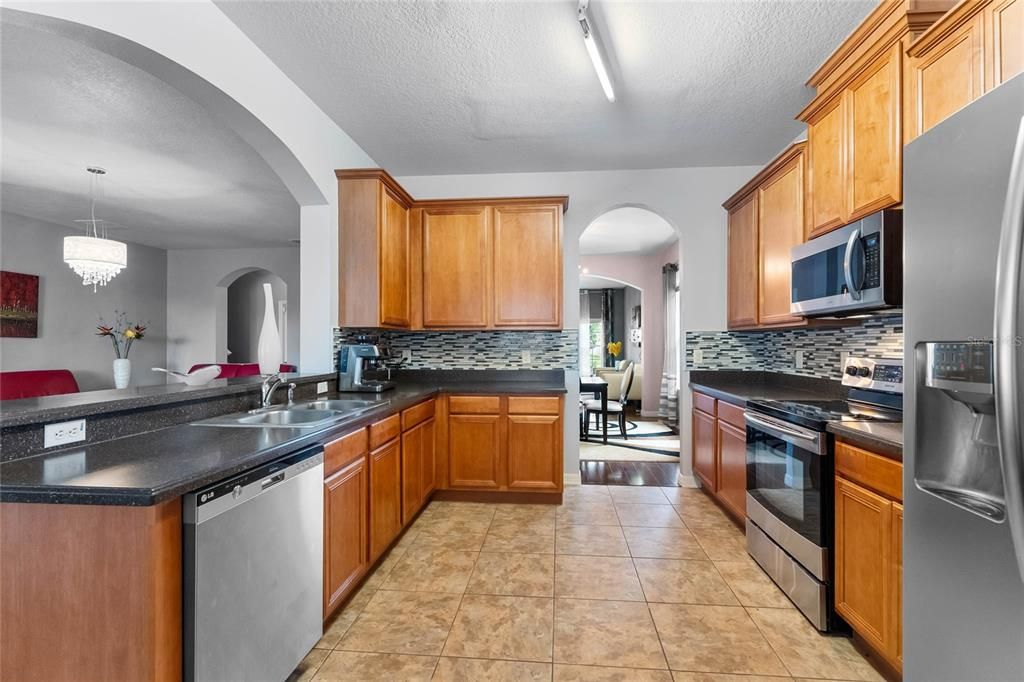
xmin=914 ymin=341 xmax=1007 ymax=522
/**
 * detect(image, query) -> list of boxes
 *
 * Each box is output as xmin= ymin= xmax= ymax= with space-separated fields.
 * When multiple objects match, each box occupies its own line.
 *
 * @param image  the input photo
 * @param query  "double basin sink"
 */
xmin=193 ymin=399 xmax=390 ymax=430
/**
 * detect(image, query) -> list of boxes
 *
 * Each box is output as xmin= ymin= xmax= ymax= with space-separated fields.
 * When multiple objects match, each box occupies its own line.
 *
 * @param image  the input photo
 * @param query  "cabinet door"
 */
xmin=911 ymin=16 xmax=984 ymax=139
xmin=716 ymin=420 xmax=747 ymax=520
xmin=847 ymin=45 xmax=902 ymax=221
xmin=401 ymin=424 xmax=423 ymax=525
xmin=369 ymin=439 xmax=402 ymax=561
xmin=757 ymin=152 xmax=804 ymax=326
xmin=988 ymin=0 xmax=1023 ymax=89
xmin=449 ymin=414 xmax=502 ymax=489
xmin=692 ymin=408 xmax=717 ymax=491
xmin=379 ymin=186 xmax=411 ymax=327
xmin=727 ymin=194 xmax=759 ymax=329
xmin=421 ymin=206 xmax=490 ymax=328
xmin=891 ymin=501 xmax=904 ymax=668
xmin=420 ymin=418 xmax=436 ymax=501
xmin=492 ymin=205 xmax=562 ymax=328
xmin=835 ymin=476 xmax=892 ymax=654
xmin=806 ymin=95 xmax=847 ymax=237
xmin=507 ymin=414 xmax=562 ymax=491
xmin=324 ymin=456 xmax=368 ymax=618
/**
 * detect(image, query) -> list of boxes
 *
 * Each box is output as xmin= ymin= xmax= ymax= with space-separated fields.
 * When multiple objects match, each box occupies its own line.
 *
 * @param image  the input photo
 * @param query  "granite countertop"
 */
xmin=689 ymin=370 xmax=847 ymax=407
xmin=0 ymin=372 xmax=566 ymax=506
xmin=828 ymin=421 xmax=904 ymax=461
xmin=0 ymin=372 xmax=335 ymax=428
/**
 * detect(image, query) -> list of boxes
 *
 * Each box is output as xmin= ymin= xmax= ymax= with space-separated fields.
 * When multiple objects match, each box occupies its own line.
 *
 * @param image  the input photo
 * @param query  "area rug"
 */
xmin=579 ymin=441 xmax=681 ymax=463
xmin=582 ymin=419 xmax=680 ymax=457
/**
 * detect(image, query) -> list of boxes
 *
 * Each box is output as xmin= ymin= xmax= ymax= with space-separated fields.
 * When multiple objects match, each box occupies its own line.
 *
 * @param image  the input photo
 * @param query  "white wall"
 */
xmin=399 ymin=165 xmax=760 ymax=480
xmin=7 ymin=2 xmax=377 ymax=373
xmin=0 ymin=212 xmax=168 ymax=391
xmin=166 ymin=247 xmax=299 ymax=373
xmin=623 ymin=285 xmax=642 ymax=366
xmin=227 ymin=270 xmax=288 ymax=363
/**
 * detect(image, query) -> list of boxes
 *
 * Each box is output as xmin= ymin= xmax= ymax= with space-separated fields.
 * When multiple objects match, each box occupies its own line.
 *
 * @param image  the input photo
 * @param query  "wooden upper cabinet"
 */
xmin=337 ymin=170 xmax=414 ymax=329
xmin=492 ymin=204 xmax=562 ymax=329
xmin=726 ymin=193 xmax=759 ymax=329
xmin=757 ymin=147 xmax=805 ymax=326
xmin=421 ymin=205 xmax=491 ymax=328
xmin=907 ymin=0 xmax=1021 ymax=140
xmin=847 ymin=45 xmax=903 ymax=220
xmin=806 ymin=96 xmax=848 ymax=237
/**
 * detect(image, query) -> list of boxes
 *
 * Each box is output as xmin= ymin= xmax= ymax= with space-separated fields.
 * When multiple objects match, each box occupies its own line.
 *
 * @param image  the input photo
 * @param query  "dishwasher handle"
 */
xmin=187 ymin=445 xmax=324 ymax=524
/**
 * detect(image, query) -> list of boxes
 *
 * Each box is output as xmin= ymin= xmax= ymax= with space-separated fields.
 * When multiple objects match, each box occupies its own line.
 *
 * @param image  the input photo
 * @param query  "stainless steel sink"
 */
xmin=192 ymin=398 xmax=390 ymax=429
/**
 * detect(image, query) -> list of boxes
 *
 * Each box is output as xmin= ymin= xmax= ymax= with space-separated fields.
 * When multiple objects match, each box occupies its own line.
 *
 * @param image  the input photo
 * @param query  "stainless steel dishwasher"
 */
xmin=184 ymin=445 xmax=324 ymax=682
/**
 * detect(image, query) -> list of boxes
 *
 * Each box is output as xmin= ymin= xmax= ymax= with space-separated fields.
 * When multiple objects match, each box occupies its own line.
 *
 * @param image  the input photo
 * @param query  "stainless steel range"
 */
xmin=743 ymin=356 xmax=903 ymax=631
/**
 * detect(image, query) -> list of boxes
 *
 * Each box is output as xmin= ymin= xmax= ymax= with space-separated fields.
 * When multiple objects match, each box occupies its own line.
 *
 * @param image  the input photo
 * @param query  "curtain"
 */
xmin=659 ymin=263 xmax=680 ymax=427
xmin=579 ymin=291 xmax=592 ymax=376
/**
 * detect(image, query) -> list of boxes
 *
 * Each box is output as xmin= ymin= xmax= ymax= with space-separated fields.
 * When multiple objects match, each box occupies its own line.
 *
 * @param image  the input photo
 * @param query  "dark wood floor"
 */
xmin=579 ymin=460 xmax=679 ymax=487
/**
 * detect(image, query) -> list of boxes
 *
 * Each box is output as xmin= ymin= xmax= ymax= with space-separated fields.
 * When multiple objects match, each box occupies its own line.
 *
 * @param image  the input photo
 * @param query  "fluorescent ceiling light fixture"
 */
xmin=578 ymin=0 xmax=615 ymax=102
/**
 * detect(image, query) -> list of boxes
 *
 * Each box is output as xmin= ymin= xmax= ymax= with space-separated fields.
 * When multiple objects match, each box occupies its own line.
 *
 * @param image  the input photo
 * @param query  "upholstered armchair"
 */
xmin=594 ymin=361 xmax=642 ymax=401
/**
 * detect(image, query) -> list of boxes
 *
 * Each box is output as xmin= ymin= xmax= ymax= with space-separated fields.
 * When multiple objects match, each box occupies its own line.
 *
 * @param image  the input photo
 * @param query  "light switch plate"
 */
xmin=795 ymin=350 xmax=805 ymax=369
xmin=316 ymin=381 xmax=328 ymax=394
xmin=521 ymin=350 xmax=531 ymax=364
xmin=44 ymin=420 xmax=86 ymax=448
xmin=693 ymin=349 xmax=704 ymax=364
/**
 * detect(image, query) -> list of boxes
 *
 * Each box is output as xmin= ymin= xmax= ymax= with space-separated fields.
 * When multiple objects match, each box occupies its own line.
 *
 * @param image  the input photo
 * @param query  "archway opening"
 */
xmin=225 ymin=269 xmax=288 ymax=364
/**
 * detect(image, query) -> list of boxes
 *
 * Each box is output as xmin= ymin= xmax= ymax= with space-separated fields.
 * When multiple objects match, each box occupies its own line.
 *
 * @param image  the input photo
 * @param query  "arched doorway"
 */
xmin=225 ymin=269 xmax=288 ymax=364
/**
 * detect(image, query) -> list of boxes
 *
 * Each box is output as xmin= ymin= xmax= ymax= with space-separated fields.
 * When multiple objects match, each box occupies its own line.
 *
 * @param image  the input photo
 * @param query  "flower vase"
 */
xmin=257 ymin=282 xmax=283 ymax=375
xmin=113 ymin=358 xmax=131 ymax=389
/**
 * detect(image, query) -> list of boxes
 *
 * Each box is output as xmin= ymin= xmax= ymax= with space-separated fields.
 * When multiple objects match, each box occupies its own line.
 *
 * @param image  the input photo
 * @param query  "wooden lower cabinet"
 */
xmin=507 ymin=414 xmax=562 ymax=490
xmin=324 ymin=456 xmax=368 ymax=619
xmin=369 ymin=438 xmax=403 ymax=561
xmin=448 ymin=413 xmax=503 ymax=489
xmin=716 ymin=420 xmax=747 ymax=519
xmin=834 ymin=439 xmax=903 ymax=672
xmin=401 ymin=417 xmax=436 ymax=524
xmin=692 ymin=406 xmax=717 ymax=491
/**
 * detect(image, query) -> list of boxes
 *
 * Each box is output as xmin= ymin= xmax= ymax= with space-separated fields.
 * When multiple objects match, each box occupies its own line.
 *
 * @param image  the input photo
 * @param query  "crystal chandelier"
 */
xmin=63 ymin=167 xmax=127 ymax=292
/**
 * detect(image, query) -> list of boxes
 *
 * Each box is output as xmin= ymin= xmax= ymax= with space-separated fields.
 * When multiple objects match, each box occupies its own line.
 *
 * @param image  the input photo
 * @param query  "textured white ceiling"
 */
xmin=217 ymin=0 xmax=874 ymax=175
xmin=0 ymin=20 xmax=298 ymax=250
xmin=579 ymin=206 xmax=676 ymax=255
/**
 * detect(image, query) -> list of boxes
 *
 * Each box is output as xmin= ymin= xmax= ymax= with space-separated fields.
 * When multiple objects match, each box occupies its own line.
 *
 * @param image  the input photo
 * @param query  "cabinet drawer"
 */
xmin=324 ymin=428 xmax=369 ymax=477
xmin=717 ymin=401 xmax=746 ymax=430
xmin=836 ymin=440 xmax=903 ymax=501
xmin=507 ymin=396 xmax=560 ymax=415
xmin=449 ymin=395 xmax=501 ymax=414
xmin=369 ymin=413 xmax=401 ymax=450
xmin=402 ymin=399 xmax=435 ymax=431
xmin=693 ymin=391 xmax=717 ymax=416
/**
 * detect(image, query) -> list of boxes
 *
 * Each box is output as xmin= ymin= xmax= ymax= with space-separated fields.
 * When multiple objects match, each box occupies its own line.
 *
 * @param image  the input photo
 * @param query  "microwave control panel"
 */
xmin=863 ymin=234 xmax=881 ymax=288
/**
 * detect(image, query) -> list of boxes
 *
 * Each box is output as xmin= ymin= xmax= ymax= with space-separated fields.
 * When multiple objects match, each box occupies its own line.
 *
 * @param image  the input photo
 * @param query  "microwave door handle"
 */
xmin=843 ymin=227 xmax=864 ymax=300
xmin=994 ymin=115 xmax=1024 ymax=583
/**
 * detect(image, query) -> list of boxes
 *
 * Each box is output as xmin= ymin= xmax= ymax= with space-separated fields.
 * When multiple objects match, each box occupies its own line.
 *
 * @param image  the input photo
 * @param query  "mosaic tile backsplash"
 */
xmin=685 ymin=316 xmax=903 ymax=381
xmin=334 ymin=328 xmax=579 ymax=371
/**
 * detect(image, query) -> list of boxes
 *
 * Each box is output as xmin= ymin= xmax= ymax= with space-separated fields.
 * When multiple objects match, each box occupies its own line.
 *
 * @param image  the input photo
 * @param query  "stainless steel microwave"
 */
xmin=790 ymin=210 xmax=902 ymax=317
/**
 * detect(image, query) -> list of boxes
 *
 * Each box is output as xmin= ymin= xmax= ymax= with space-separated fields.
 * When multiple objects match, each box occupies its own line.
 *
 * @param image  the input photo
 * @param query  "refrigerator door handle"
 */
xmin=994 ymin=115 xmax=1024 ymax=583
xmin=843 ymin=227 xmax=863 ymax=300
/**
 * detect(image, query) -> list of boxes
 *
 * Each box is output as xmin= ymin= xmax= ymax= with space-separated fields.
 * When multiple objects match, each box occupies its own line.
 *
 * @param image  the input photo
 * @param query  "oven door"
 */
xmin=791 ymin=216 xmax=885 ymax=316
xmin=744 ymin=411 xmax=830 ymax=581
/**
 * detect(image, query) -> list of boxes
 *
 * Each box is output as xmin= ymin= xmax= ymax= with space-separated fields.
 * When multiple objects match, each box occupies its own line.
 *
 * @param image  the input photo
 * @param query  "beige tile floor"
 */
xmin=291 ymin=485 xmax=885 ymax=682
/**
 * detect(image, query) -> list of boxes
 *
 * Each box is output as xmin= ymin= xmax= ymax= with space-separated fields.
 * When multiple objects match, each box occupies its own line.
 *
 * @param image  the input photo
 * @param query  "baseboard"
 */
xmin=564 ymin=472 xmax=582 ymax=486
xmin=676 ymin=473 xmax=699 ymax=488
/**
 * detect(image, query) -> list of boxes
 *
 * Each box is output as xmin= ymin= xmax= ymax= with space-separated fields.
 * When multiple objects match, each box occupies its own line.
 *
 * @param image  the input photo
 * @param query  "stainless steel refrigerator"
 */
xmin=904 ymin=72 xmax=1024 ymax=681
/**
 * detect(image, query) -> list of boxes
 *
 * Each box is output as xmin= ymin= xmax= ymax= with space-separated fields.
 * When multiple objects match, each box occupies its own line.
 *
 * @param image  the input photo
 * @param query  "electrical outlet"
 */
xmin=795 ymin=350 xmax=805 ymax=369
xmin=44 ymin=420 xmax=86 ymax=448
xmin=316 ymin=381 xmax=328 ymax=394
xmin=521 ymin=350 xmax=532 ymax=364
xmin=693 ymin=349 xmax=704 ymax=364
xmin=840 ymin=351 xmax=850 ymax=368
xmin=401 ymin=350 xmax=412 ymax=362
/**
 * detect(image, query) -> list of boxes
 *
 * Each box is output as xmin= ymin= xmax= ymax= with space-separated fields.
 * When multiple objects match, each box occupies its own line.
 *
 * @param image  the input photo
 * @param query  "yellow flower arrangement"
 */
xmin=606 ymin=341 xmax=623 ymax=358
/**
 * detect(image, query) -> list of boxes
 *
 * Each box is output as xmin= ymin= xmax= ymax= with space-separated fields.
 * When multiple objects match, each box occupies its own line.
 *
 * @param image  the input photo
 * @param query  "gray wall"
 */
xmin=227 ymin=269 xmax=287 ymax=363
xmin=0 ymin=212 xmax=168 ymax=390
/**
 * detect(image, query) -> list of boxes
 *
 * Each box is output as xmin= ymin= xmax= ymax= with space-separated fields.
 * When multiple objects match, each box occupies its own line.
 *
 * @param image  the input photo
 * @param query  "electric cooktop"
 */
xmin=746 ymin=398 xmax=903 ymax=432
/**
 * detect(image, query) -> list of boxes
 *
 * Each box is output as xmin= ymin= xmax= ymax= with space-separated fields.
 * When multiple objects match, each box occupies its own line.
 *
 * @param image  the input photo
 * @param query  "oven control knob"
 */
xmin=845 ymin=366 xmax=859 ymax=376
xmin=857 ymin=367 xmax=871 ymax=377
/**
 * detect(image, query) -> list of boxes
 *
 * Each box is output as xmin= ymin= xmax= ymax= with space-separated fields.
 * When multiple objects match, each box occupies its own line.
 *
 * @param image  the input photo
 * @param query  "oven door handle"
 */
xmin=744 ymin=412 xmax=826 ymax=455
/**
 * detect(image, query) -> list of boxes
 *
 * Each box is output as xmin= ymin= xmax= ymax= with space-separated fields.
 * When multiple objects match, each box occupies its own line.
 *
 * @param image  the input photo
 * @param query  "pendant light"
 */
xmin=63 ymin=167 xmax=127 ymax=292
